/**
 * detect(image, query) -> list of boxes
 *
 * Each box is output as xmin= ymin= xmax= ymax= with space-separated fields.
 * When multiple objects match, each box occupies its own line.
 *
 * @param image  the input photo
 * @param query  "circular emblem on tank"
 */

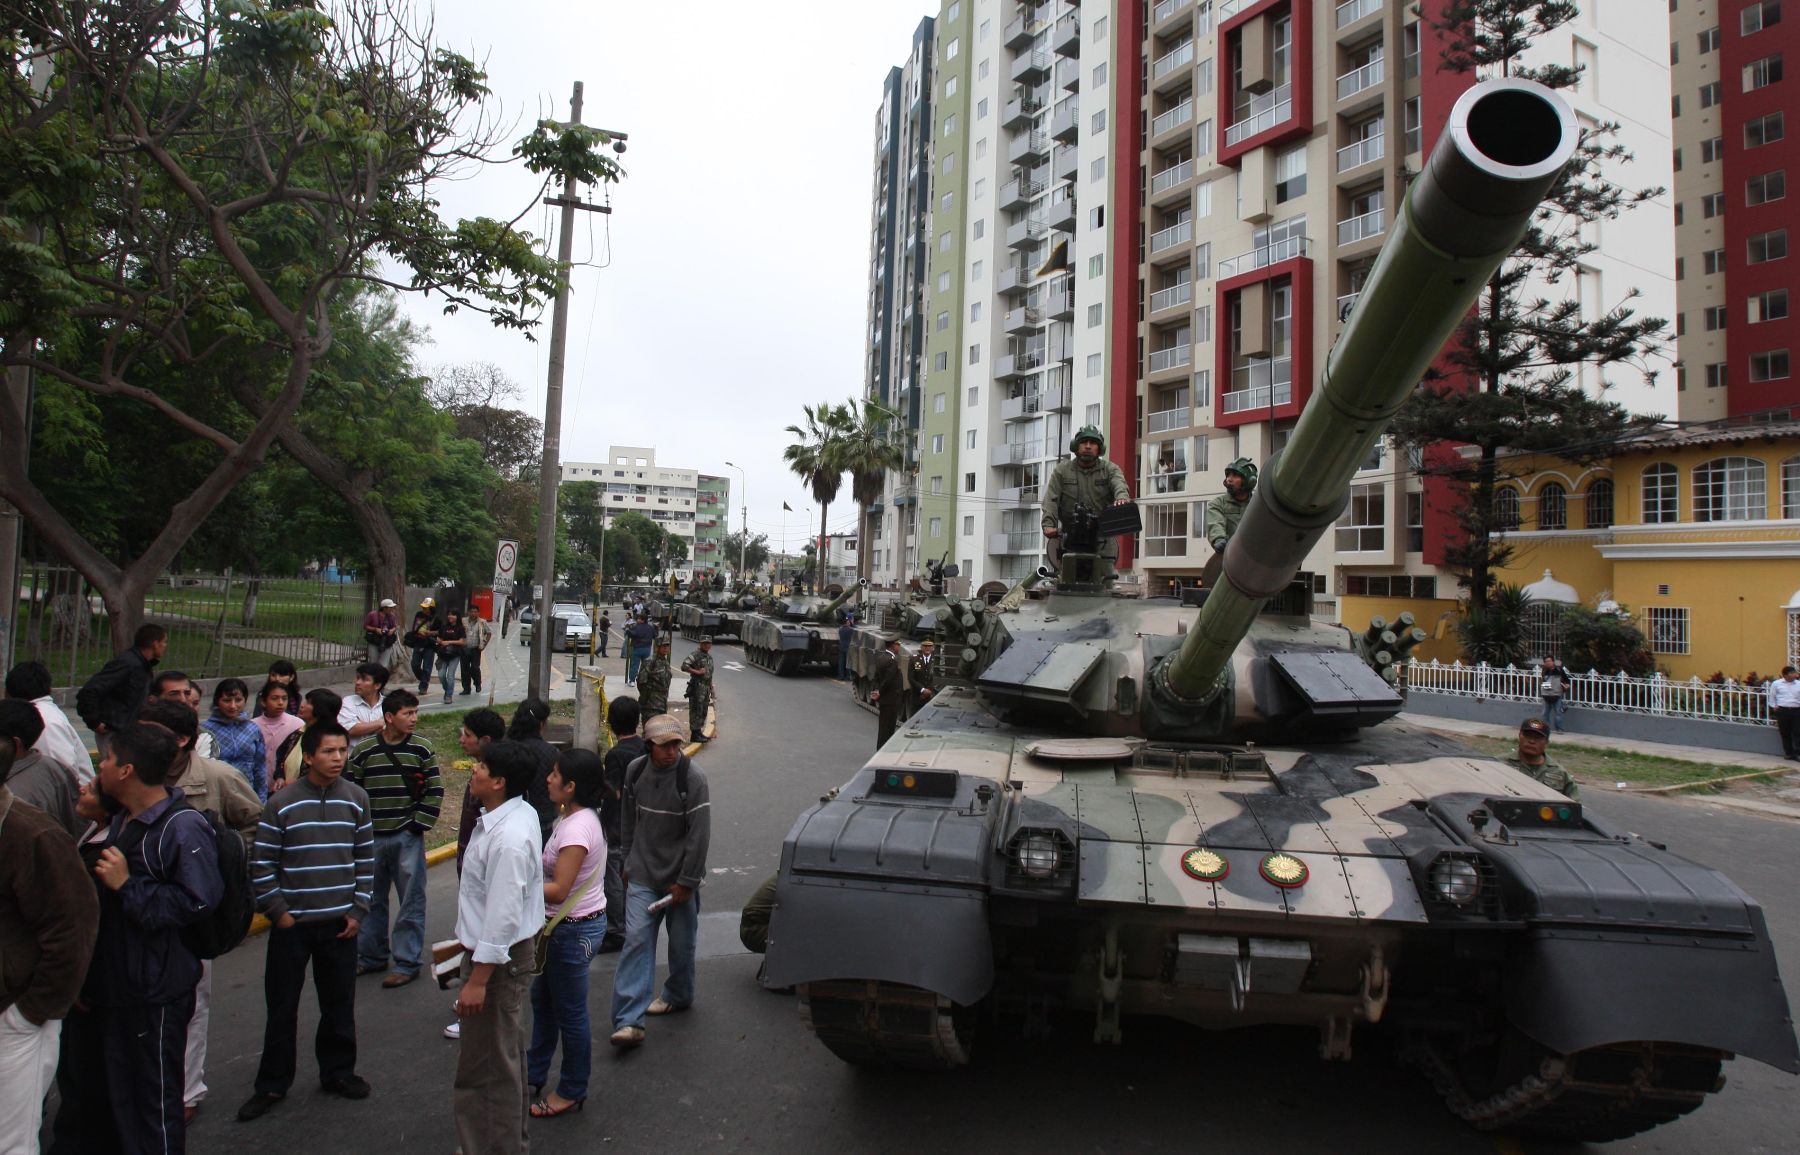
xmin=1259 ymin=853 xmax=1309 ymax=889
xmin=1181 ymin=848 xmax=1229 ymax=882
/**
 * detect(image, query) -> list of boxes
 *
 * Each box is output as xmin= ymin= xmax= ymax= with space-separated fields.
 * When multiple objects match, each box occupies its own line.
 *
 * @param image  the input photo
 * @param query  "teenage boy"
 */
xmin=337 ymin=663 xmax=390 ymax=743
xmin=347 ymin=689 xmax=441 ymax=988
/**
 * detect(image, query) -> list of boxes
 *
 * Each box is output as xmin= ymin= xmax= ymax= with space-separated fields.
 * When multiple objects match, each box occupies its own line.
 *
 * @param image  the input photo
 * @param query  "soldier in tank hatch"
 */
xmin=1041 ymin=425 xmax=1131 ymax=569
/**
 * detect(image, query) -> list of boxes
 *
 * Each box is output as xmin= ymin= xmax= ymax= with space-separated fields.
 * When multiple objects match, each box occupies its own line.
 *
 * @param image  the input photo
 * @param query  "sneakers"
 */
xmin=609 ymin=1026 xmax=645 ymax=1048
xmin=236 ymin=1092 xmax=283 ymax=1122
xmin=443 ymin=1021 xmax=461 ymax=1040
xmin=322 ymin=1075 xmax=371 ymax=1099
xmin=646 ymin=997 xmax=688 ymax=1016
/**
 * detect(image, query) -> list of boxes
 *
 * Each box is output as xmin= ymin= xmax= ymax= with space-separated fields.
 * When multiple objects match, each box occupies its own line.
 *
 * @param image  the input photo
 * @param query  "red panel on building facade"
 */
xmin=1212 ymin=256 xmax=1314 ymax=429
xmin=1109 ymin=0 xmax=1147 ymax=572
xmin=1216 ymin=0 xmax=1312 ymax=165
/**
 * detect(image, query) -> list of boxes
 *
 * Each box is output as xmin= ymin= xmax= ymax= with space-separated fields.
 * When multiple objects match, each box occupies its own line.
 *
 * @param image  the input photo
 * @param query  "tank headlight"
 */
xmin=809 ymin=630 xmax=820 ymax=644
xmin=1014 ymin=834 xmax=1061 ymax=879
xmin=1429 ymin=856 xmax=1482 ymax=905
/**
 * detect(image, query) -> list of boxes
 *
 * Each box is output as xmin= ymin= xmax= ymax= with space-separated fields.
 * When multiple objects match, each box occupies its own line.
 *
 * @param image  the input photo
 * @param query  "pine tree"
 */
xmin=1389 ymin=0 xmax=1666 ymax=612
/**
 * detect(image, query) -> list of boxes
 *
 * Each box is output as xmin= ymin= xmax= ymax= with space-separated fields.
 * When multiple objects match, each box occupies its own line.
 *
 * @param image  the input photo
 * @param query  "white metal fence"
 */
xmin=1402 ymin=659 xmax=1773 ymax=727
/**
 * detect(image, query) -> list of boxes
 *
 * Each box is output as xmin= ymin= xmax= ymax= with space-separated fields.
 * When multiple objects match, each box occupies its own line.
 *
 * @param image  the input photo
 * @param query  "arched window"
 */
xmin=1538 ymin=482 xmax=1567 ymax=530
xmin=1493 ymin=487 xmax=1521 ymax=530
xmin=1585 ymin=478 xmax=1615 ymax=528
xmin=1642 ymin=463 xmax=1678 ymax=523
xmin=1693 ymin=456 xmax=1768 ymax=521
xmin=1783 ymin=456 xmax=1800 ymax=519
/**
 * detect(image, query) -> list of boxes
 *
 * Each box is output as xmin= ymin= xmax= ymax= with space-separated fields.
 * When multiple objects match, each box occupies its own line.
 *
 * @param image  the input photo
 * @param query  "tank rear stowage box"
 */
xmin=764 ymin=79 xmax=1798 ymax=1143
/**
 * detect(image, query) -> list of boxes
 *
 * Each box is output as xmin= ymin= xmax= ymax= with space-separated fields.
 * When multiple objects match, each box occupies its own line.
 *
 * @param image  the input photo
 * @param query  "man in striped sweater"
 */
xmin=238 ymin=719 xmax=376 ymax=1122
xmin=346 ymin=689 xmax=441 ymax=988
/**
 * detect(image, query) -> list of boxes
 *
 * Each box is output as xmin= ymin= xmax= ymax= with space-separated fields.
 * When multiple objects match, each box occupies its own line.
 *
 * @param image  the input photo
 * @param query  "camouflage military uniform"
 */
xmin=682 ymin=648 xmax=714 ymax=735
xmin=1508 ymin=755 xmax=1580 ymax=799
xmin=637 ymin=655 xmax=672 ymax=716
xmin=1040 ymin=457 xmax=1131 ymax=535
xmin=1202 ymin=492 xmax=1251 ymax=551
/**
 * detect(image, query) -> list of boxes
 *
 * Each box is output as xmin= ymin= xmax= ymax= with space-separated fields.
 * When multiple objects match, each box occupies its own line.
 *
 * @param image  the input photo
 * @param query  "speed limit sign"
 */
xmin=493 ymin=539 xmax=519 ymax=593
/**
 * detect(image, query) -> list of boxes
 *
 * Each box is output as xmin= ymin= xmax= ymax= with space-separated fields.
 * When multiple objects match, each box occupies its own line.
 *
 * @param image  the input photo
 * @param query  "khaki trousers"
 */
xmin=454 ymin=938 xmax=534 ymax=1155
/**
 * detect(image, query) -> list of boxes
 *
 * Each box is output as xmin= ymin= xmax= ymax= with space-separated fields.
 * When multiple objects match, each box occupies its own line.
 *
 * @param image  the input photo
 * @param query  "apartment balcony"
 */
xmin=1050 ymin=98 xmax=1080 ymax=142
xmin=1001 ymin=389 xmax=1050 ymax=421
xmin=1045 ymin=380 xmax=1071 ymax=411
xmin=1002 ymin=305 xmax=1043 ymax=335
xmin=1152 ymin=0 xmax=1194 ymax=34
xmin=1225 ymin=84 xmax=1292 ymax=148
xmin=1009 ymin=130 xmax=1050 ymax=165
xmin=1148 ymin=279 xmax=1193 ymax=316
xmin=994 ymin=348 xmax=1046 ymax=381
xmin=1147 ymin=343 xmax=1192 ymax=376
xmin=1150 ymin=157 xmax=1195 ymax=199
xmin=1012 ymin=49 xmax=1052 ymax=83
xmin=1150 ymin=98 xmax=1194 ymax=145
xmin=1046 ymin=194 xmax=1076 ymax=232
xmin=1004 ymin=14 xmax=1042 ymax=50
xmin=1146 ymin=406 xmax=1192 ymax=435
xmin=1149 ymin=218 xmax=1193 ymax=258
xmin=1000 ymin=173 xmax=1045 ymax=211
xmin=989 ymin=530 xmax=1044 ymax=555
xmin=1336 ymin=206 xmax=1385 ymax=246
xmin=1046 ymin=283 xmax=1074 ymax=320
xmin=1336 ymin=0 xmax=1380 ymax=30
xmin=1152 ymin=40 xmax=1195 ymax=85
xmin=997 ymin=264 xmax=1034 ymax=297
xmin=1222 ymin=358 xmax=1294 ymax=414
xmin=1053 ymin=12 xmax=1080 ymax=57
xmin=1006 ymin=217 xmax=1048 ymax=250
xmin=1337 ymin=132 xmax=1384 ymax=173
xmin=1056 ymin=55 xmax=1081 ymax=92
xmin=1217 ymin=0 xmax=1256 ymax=18
xmin=1336 ymin=56 xmax=1384 ymax=103
xmin=998 ymin=484 xmax=1041 ymax=508
xmin=1053 ymin=142 xmax=1080 ymax=181
xmin=990 ymin=441 xmax=1045 ymax=467
xmin=1003 ymin=95 xmax=1044 ymax=130
xmin=1218 ymin=234 xmax=1310 ymax=277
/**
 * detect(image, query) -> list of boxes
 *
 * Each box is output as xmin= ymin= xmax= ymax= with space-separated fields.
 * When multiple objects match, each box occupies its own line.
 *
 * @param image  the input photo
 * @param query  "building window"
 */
xmin=1088 ymin=254 xmax=1104 ymax=278
xmin=1646 ymin=606 xmax=1691 ymax=655
xmin=1194 ymin=242 xmax=1210 ymax=278
xmin=1086 ymin=352 xmax=1102 ymax=377
xmin=1743 ymin=1 xmax=1782 ymax=34
xmin=1087 ymin=303 xmax=1103 ymax=327
xmin=1493 ymin=487 xmax=1521 ymax=531
xmin=1749 ymin=229 xmax=1788 ymax=263
xmin=967 ymin=386 xmax=979 ymax=406
xmin=1751 ymin=349 xmax=1791 ymax=381
xmin=1783 ymin=457 xmax=1800 ymax=518
xmin=1701 ymin=136 xmax=1725 ymax=163
xmin=963 ymin=515 xmax=975 ymax=534
xmin=933 ymin=351 xmax=949 ymax=372
xmin=1745 ymin=54 xmax=1784 ymax=91
xmin=973 ymin=218 xmax=985 ymax=240
xmin=1699 ymin=26 xmax=1722 ymax=52
xmin=1143 ymin=503 xmax=1188 ymax=558
xmin=1642 ymin=463 xmax=1678 ymax=522
xmin=978 ymin=58 xmax=989 ymax=79
xmin=965 ymin=472 xmax=976 ymax=492
xmin=970 ymin=301 xmax=983 ymax=322
xmin=930 ymin=475 xmax=944 ymax=495
xmin=1274 ymin=143 xmax=1307 ymax=202
xmin=1672 ymin=92 xmax=1682 ymax=117
xmin=931 ymin=433 xmax=945 ymax=454
xmin=966 ymin=429 xmax=977 ymax=449
xmin=929 ymin=517 xmax=943 ymax=538
xmin=1093 ymin=62 xmax=1108 ymax=87
xmin=1578 ymin=479 xmax=1614 ymax=529
xmin=1704 ymin=305 xmax=1728 ymax=330
xmin=968 ymin=344 xmax=981 ymax=365
xmin=1091 ymin=110 xmax=1107 ymax=135
xmin=1700 ymin=80 xmax=1722 ymax=107
xmin=1694 ymin=457 xmax=1768 ymax=521
xmin=1703 ymin=248 xmax=1726 ymax=274
xmin=1336 ymin=484 xmax=1385 ymax=552
xmin=1090 ymin=156 xmax=1106 ymax=182
xmin=1405 ymin=491 xmax=1424 ymax=552
xmin=935 ymin=392 xmax=948 ymax=413
xmin=1751 ymin=288 xmax=1790 ymax=322
xmin=1403 ymin=97 xmax=1421 ymax=154
xmin=1087 ymin=403 xmax=1102 ymax=426
xmin=943 ymin=113 xmax=957 ymax=136
xmin=936 ymin=310 xmax=950 ymax=331
xmin=1195 ymin=181 xmax=1213 ymax=218
xmin=973 ymin=178 xmax=986 ymax=200
xmin=1538 ymin=482 xmax=1568 ymax=530
xmin=977 ymin=98 xmax=989 ymax=121
xmin=945 ymin=38 xmax=959 ymax=60
xmin=1195 ymin=305 xmax=1212 ymax=340
xmin=1747 ymin=111 xmax=1786 ymax=147
xmin=1342 ymin=574 xmax=1438 ymax=599
xmin=1702 ymin=192 xmax=1725 ymax=217
xmin=1748 ymin=170 xmax=1787 ymax=205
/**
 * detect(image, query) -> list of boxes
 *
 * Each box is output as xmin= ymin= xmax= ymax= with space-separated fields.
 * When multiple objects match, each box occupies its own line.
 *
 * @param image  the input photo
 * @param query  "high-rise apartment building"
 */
xmin=1670 ymin=0 xmax=1797 ymax=419
xmin=561 ymin=446 xmax=729 ymax=581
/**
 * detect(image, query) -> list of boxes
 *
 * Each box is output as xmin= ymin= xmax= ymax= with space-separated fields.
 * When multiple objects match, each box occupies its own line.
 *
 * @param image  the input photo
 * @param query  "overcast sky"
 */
xmin=398 ymin=1 xmax=933 ymax=557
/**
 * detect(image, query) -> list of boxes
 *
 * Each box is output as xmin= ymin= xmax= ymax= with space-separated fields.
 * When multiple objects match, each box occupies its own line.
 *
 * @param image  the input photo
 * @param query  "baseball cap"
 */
xmin=1519 ymin=718 xmax=1550 ymax=737
xmin=643 ymin=714 xmax=686 ymax=744
xmin=379 ymin=598 xmax=396 ymax=608
xmin=698 ymin=636 xmax=712 ymax=645
xmin=420 ymin=597 xmax=436 ymax=609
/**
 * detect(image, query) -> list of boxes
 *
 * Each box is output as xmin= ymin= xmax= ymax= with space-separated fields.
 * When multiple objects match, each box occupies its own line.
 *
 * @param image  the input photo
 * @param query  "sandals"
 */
xmin=530 ymin=1096 xmax=586 ymax=1118
xmin=646 ymin=997 xmax=689 ymax=1016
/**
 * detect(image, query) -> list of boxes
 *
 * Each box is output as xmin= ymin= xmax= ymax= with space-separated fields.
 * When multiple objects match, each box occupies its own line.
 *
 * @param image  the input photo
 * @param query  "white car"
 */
xmin=519 ymin=603 xmax=594 ymax=650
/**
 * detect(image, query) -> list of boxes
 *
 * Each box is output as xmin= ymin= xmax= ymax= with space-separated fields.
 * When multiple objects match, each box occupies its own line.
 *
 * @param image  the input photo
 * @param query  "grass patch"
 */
xmin=1449 ymin=734 xmax=1763 ymax=790
xmin=412 ymin=698 xmax=579 ymax=851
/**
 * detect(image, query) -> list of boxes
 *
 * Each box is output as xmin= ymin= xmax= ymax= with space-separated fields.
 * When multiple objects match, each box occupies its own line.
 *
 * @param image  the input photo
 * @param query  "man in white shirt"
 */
xmin=1770 ymin=666 xmax=1800 ymax=760
xmin=336 ymin=663 xmax=390 ymax=742
xmin=5 ymin=660 xmax=95 ymax=783
xmin=453 ymin=739 xmax=545 ymax=1154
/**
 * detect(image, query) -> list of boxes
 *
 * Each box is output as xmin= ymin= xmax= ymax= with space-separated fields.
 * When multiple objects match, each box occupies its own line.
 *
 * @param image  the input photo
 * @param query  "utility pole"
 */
xmin=528 ymin=81 xmax=625 ymax=699
xmin=724 ymin=461 xmax=747 ymax=581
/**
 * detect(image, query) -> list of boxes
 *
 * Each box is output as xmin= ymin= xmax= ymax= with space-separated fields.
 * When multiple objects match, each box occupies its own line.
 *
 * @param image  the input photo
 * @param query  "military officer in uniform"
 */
xmin=1508 ymin=717 xmax=1579 ymax=799
xmin=1041 ymin=426 xmax=1131 ymax=569
xmin=907 ymin=638 xmax=937 ymax=718
xmin=637 ymin=636 xmax=673 ymax=718
xmin=870 ymin=636 xmax=908 ymax=749
xmin=681 ymin=637 xmax=715 ymax=743
xmin=1200 ymin=457 xmax=1258 ymax=587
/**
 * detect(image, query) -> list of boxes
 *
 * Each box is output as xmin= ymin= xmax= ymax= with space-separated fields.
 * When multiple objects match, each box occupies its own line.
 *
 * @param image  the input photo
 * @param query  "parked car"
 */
xmin=519 ymin=603 xmax=593 ymax=650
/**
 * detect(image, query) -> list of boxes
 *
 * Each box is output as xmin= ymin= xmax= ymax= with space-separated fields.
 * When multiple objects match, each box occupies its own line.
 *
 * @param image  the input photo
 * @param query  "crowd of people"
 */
xmin=0 ymin=616 xmax=713 ymax=1155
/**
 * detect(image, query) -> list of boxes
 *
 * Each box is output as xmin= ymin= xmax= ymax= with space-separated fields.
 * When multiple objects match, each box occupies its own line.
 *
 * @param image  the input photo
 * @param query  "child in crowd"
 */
xmin=255 ymin=680 xmax=305 ymax=793
xmin=267 ymin=659 xmax=303 ymax=715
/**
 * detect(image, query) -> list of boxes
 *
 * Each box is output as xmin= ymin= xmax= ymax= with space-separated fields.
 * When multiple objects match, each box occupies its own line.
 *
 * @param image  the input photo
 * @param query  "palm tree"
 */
xmin=783 ymin=401 xmax=853 ymax=590
xmin=838 ymin=398 xmax=908 ymax=584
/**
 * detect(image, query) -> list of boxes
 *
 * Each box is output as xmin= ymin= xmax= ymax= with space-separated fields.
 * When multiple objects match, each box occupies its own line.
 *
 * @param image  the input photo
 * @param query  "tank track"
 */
xmin=1410 ymin=1036 xmax=1726 ymax=1142
xmin=798 ymin=980 xmax=974 ymax=1070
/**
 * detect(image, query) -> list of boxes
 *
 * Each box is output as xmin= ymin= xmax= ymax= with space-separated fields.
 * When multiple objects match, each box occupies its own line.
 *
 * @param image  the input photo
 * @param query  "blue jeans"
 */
xmin=438 ymin=653 xmax=462 ymax=701
xmin=610 ymin=882 xmax=699 ymax=1030
xmin=358 ymin=830 xmax=427 ymax=975
xmin=411 ymin=645 xmax=435 ymax=692
xmin=597 ymin=629 xmax=609 ymax=657
xmin=527 ymin=914 xmax=607 ymax=1100
xmin=626 ymin=647 xmax=649 ymax=683
xmin=1543 ymin=695 xmax=1568 ymax=730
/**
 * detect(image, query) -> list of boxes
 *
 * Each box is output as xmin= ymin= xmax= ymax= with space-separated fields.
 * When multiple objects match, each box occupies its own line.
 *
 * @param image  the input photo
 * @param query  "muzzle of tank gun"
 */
xmin=1153 ymin=79 xmax=1579 ymax=708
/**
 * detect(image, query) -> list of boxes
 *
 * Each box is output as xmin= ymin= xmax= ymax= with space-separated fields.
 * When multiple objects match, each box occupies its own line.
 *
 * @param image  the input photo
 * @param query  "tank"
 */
xmin=742 ymin=579 xmax=866 ymax=675
xmin=710 ymin=582 xmax=762 ymax=643
xmin=764 ymin=80 xmax=1798 ymax=1141
xmin=847 ymin=566 xmax=1051 ymax=710
xmin=675 ymin=578 xmax=729 ymax=641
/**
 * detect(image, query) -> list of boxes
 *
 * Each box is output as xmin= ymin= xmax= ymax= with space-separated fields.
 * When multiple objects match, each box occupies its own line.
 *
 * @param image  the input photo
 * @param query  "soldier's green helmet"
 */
xmin=1224 ymin=457 xmax=1258 ymax=491
xmin=1068 ymin=425 xmax=1106 ymax=454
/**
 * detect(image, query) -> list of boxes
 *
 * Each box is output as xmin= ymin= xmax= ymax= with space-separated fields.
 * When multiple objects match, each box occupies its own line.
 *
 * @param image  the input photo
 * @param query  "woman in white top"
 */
xmin=526 ymin=748 xmax=609 ymax=1118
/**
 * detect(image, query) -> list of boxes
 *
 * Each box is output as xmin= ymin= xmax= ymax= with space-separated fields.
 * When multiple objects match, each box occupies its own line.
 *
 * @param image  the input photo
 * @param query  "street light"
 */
xmin=723 ymin=460 xmax=747 ymax=581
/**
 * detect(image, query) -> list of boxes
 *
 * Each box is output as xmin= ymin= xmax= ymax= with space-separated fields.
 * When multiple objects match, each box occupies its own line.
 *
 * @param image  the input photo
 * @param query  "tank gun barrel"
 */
xmin=1157 ymin=79 xmax=1578 ymax=704
xmin=822 ymin=578 xmax=868 ymax=617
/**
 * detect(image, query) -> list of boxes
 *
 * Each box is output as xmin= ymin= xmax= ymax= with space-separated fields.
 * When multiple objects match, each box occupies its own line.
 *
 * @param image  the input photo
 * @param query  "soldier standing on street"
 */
xmin=637 ymin=638 xmax=673 ymax=718
xmin=907 ymin=639 xmax=937 ymax=718
xmin=1200 ymin=458 xmax=1257 ymax=588
xmin=682 ymin=638 xmax=715 ymax=744
xmin=870 ymin=636 xmax=909 ymax=748
xmin=1041 ymin=426 xmax=1131 ymax=568
xmin=1508 ymin=717 xmax=1579 ymax=799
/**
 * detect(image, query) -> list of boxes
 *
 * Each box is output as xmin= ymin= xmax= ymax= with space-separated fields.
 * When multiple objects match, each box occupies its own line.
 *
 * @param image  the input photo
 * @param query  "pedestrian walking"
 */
xmin=237 ymin=719 xmax=375 ymax=1123
xmin=363 ymin=599 xmax=400 ymax=665
xmin=202 ymin=678 xmax=269 ymax=802
xmin=1771 ymin=667 xmax=1800 ymax=760
xmin=74 ymin=623 xmax=166 ymax=748
xmin=608 ymin=714 xmax=711 ymax=1050
xmin=5 ymin=659 xmax=96 ymax=783
xmin=461 ymin=610 xmax=494 ymax=697
xmin=637 ymin=638 xmax=672 ymax=717
xmin=407 ymin=599 xmax=441 ymax=694
xmin=337 ymin=662 xmax=390 ymax=743
xmin=1539 ymin=656 xmax=1572 ymax=731
xmin=254 ymin=682 xmax=304 ymax=795
xmin=624 ymin=615 xmax=656 ymax=684
xmin=0 ymin=731 xmax=99 ymax=1153
xmin=836 ymin=613 xmax=855 ymax=681
xmin=526 ymin=749 xmax=609 ymax=1120
xmin=347 ymin=689 xmax=441 ymax=989
xmin=598 ymin=698 xmax=642 ymax=955
xmin=596 ymin=611 xmax=612 ymax=658
xmin=682 ymin=638 xmax=714 ymax=742
xmin=907 ymin=638 xmax=937 ymax=718
xmin=452 ymin=739 xmax=545 ymax=1155
xmin=870 ymin=636 xmax=908 ymax=748
xmin=437 ymin=609 xmax=468 ymax=706
xmin=277 ymin=688 xmax=344 ymax=788
xmin=0 ymin=699 xmax=81 ymax=838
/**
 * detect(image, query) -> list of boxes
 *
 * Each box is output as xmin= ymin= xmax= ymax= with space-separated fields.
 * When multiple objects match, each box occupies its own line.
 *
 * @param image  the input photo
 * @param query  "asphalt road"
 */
xmin=151 ymin=641 xmax=1798 ymax=1153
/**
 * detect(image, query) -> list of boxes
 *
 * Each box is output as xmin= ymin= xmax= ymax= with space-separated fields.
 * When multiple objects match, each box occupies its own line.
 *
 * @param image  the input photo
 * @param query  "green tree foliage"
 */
xmin=1453 ymin=582 xmax=1532 ymax=667
xmin=839 ymin=399 xmax=908 ymax=582
xmin=1388 ymin=0 xmax=1664 ymax=614
xmin=1556 ymin=604 xmax=1655 ymax=676
xmin=783 ymin=401 xmax=853 ymax=590
xmin=720 ymin=531 xmax=770 ymax=577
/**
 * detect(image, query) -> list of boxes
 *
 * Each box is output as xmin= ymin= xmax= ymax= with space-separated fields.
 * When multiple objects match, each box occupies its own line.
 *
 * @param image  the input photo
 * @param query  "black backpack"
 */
xmin=120 ymin=801 xmax=255 ymax=960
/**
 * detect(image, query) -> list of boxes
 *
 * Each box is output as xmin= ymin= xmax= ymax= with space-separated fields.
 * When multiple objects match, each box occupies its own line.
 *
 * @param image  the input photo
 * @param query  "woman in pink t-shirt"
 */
xmin=526 ymin=748 xmax=609 ymax=1119
xmin=253 ymin=681 xmax=305 ymax=792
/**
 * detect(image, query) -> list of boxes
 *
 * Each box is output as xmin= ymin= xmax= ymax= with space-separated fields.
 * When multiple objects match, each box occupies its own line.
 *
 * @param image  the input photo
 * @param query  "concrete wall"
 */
xmin=1403 ymin=689 xmax=1786 ymax=757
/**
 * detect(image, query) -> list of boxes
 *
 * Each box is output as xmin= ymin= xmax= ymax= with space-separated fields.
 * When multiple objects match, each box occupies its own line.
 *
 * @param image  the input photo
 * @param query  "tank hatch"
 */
xmin=1023 ymin=738 xmax=1136 ymax=763
xmin=977 ymin=638 xmax=1107 ymax=714
xmin=1256 ymin=651 xmax=1403 ymax=726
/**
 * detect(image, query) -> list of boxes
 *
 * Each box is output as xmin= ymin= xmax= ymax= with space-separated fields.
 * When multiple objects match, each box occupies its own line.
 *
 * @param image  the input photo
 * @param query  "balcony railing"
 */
xmin=1217 ymin=234 xmax=1309 ymax=277
xmin=1150 ymin=218 xmax=1194 ymax=254
xmin=1217 ymin=0 xmax=1255 ymax=19
xmin=1151 ymin=157 xmax=1194 ymax=196
xmin=1148 ymin=343 xmax=1193 ymax=373
xmin=1337 ymin=132 xmax=1385 ymax=172
xmin=1337 ymin=206 xmax=1385 ymax=245
xmin=1336 ymin=0 xmax=1380 ymax=27
xmin=1001 ymin=389 xmax=1048 ymax=421
xmin=1147 ymin=468 xmax=1189 ymax=494
xmin=988 ymin=530 xmax=1043 ymax=555
xmin=1146 ymin=406 xmax=1191 ymax=434
xmin=1404 ymin=49 xmax=1420 ymax=79
xmin=1153 ymin=40 xmax=1196 ymax=81
xmin=1151 ymin=99 xmax=1195 ymax=138
xmin=1153 ymin=0 xmax=1193 ymax=22
xmin=999 ymin=484 xmax=1041 ymax=506
xmin=1225 ymin=84 xmax=1292 ymax=147
xmin=1336 ymin=56 xmax=1384 ymax=101
xmin=1222 ymin=358 xmax=1294 ymax=413
xmin=990 ymin=441 xmax=1043 ymax=466
xmin=1149 ymin=280 xmax=1193 ymax=313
